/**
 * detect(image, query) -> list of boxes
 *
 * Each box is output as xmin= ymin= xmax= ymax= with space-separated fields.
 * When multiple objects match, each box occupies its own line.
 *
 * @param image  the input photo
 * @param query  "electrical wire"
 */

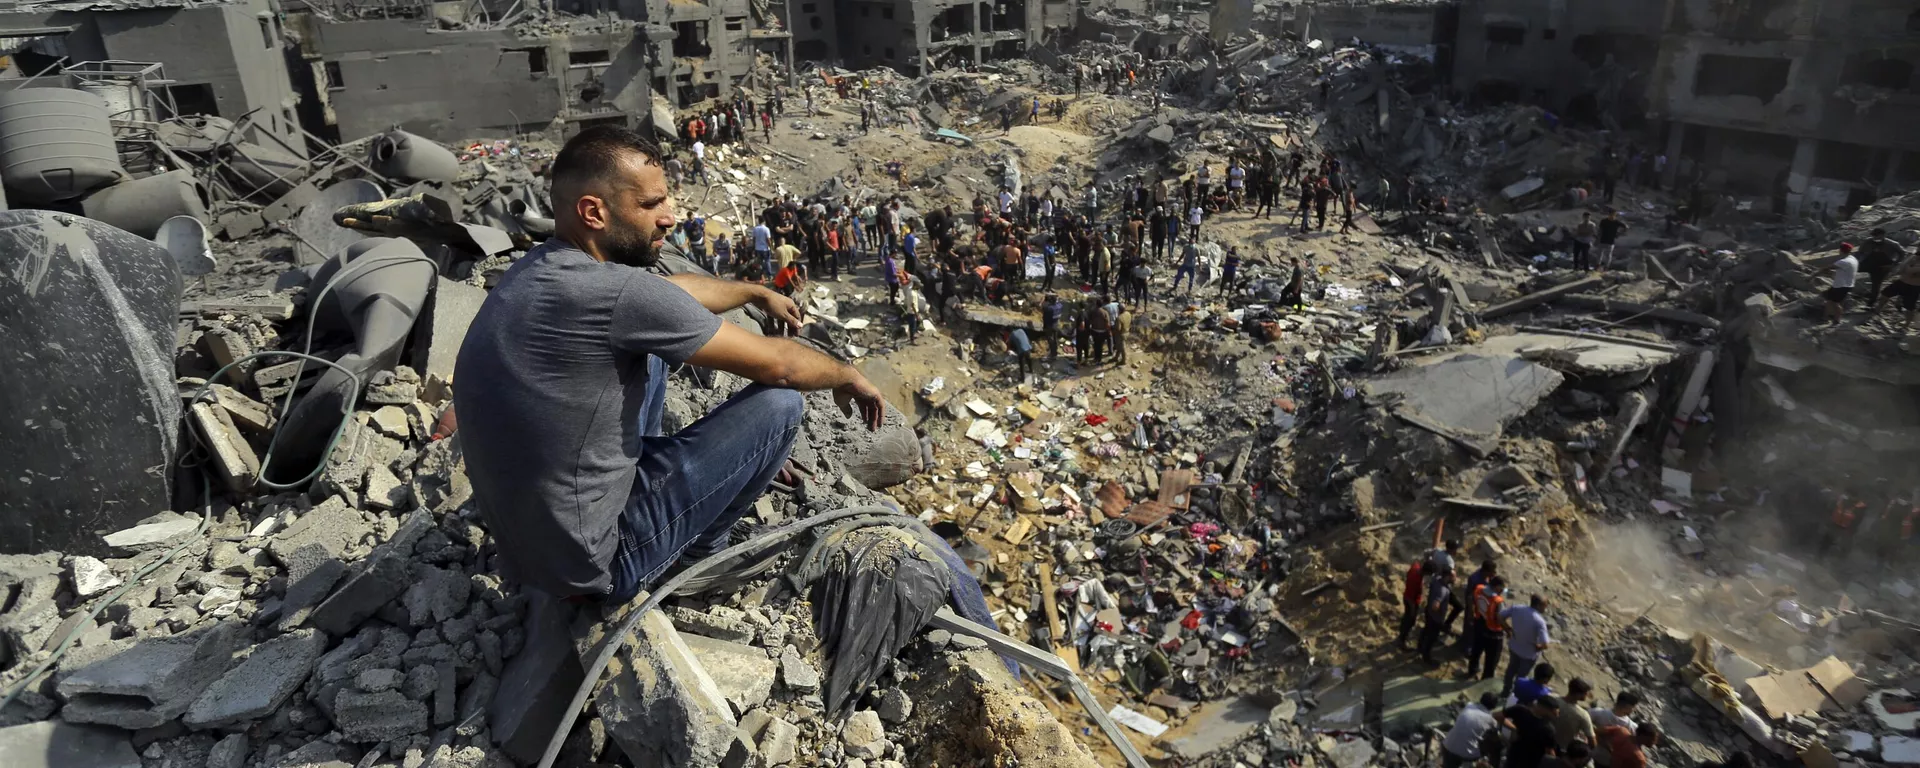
xmin=536 ymin=506 xmax=910 ymax=768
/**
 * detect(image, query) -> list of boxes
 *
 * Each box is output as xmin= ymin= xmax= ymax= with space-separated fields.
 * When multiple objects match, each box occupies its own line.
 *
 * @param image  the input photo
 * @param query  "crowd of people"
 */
xmin=1397 ymin=543 xmax=1747 ymax=768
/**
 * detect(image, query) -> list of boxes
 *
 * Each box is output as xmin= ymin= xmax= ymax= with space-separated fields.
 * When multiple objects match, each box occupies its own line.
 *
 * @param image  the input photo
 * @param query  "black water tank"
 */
xmin=0 ymin=210 xmax=182 ymax=554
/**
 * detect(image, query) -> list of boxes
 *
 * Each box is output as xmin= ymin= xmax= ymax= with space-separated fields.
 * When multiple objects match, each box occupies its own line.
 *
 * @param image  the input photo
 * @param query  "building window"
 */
xmin=511 ymin=47 xmax=548 ymax=74
xmin=1843 ymin=55 xmax=1915 ymax=91
xmin=258 ymin=17 xmax=274 ymax=49
xmin=164 ymin=84 xmax=219 ymax=118
xmin=673 ymin=21 xmax=711 ymax=57
xmin=725 ymin=16 xmax=746 ymax=30
xmin=801 ymin=2 xmax=816 ymax=11
xmin=1694 ymin=53 xmax=1791 ymax=101
xmin=810 ymin=16 xmax=823 ymax=31
xmin=322 ymin=61 xmax=344 ymax=90
xmin=1485 ymin=23 xmax=1525 ymax=47
xmin=569 ymin=49 xmax=610 ymax=66
xmin=881 ymin=5 xmax=893 ymax=19
xmin=885 ymin=47 xmax=895 ymax=59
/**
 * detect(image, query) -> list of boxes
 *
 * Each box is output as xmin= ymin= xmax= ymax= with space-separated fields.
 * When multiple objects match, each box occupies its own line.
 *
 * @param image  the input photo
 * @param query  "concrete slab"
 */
xmin=681 ymin=633 xmax=778 ymax=715
xmin=413 ymin=277 xmax=488 ymax=383
xmin=0 ymin=720 xmax=139 ymax=768
xmin=1470 ymin=330 xmax=1677 ymax=375
xmin=1364 ymin=353 xmax=1564 ymax=437
xmin=1162 ymin=696 xmax=1267 ymax=760
xmin=597 ymin=609 xmax=738 ymax=768
xmin=56 ymin=622 xmax=248 ymax=729
xmin=1311 ymin=680 xmax=1367 ymax=729
xmin=1382 ymin=675 xmax=1501 ymax=734
xmin=184 ymin=629 xmax=326 ymax=727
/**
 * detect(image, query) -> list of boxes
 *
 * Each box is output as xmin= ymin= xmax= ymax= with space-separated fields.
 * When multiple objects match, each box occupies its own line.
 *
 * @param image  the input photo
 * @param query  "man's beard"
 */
xmin=603 ymin=217 xmax=661 ymax=268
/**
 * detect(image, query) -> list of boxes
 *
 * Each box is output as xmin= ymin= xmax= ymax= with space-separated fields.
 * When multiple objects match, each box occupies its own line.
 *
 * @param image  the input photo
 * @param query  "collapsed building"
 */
xmin=1453 ymin=0 xmax=1920 ymax=213
xmin=7 ymin=0 xmax=1920 ymax=767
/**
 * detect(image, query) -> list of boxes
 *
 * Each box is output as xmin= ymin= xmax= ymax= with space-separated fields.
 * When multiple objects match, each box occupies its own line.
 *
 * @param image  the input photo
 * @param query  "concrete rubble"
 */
xmin=5 ymin=1 xmax=1920 ymax=767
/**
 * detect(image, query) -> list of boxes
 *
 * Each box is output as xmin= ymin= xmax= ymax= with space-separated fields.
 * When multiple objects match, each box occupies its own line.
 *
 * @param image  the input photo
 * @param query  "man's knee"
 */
xmin=745 ymin=386 xmax=807 ymax=432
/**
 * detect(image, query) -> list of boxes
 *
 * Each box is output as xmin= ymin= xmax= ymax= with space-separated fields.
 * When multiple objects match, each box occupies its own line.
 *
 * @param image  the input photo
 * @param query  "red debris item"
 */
xmin=1226 ymin=647 xmax=1251 ymax=659
xmin=1085 ymin=414 xmax=1109 ymax=427
xmin=1125 ymin=500 xmax=1175 ymax=527
xmin=1096 ymin=619 xmax=1116 ymax=633
xmin=1181 ymin=610 xmax=1203 ymax=630
xmin=1274 ymin=397 xmax=1297 ymax=413
xmin=1112 ymin=396 xmax=1128 ymax=409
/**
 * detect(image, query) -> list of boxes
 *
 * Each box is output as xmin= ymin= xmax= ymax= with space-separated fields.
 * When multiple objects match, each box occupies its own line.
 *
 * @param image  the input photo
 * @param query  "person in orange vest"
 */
xmin=1464 ymin=575 xmax=1507 ymax=681
xmin=1821 ymin=492 xmax=1867 ymax=556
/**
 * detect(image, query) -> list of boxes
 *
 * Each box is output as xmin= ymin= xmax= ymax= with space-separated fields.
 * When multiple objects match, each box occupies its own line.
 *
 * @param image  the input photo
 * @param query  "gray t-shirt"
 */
xmin=454 ymin=241 xmax=722 ymax=596
xmin=1503 ymin=604 xmax=1551 ymax=659
xmin=1443 ymin=704 xmax=1497 ymax=759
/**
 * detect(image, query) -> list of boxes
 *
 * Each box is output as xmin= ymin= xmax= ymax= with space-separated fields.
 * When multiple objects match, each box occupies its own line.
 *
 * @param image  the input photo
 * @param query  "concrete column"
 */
xmin=1662 ymin=121 xmax=1686 ymax=189
xmin=1785 ymin=137 xmax=1817 ymax=218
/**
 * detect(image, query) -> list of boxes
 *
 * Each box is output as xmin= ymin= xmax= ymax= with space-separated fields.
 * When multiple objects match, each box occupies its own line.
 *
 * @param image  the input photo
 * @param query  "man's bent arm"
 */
xmin=667 ymin=273 xmax=768 ymax=313
xmin=686 ymin=322 xmax=858 ymax=390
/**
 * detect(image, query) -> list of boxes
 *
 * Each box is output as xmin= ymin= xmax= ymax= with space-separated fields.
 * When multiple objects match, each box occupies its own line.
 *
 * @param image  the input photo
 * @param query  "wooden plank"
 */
xmin=1037 ymin=563 xmax=1078 ymax=673
xmin=1002 ymin=517 xmax=1033 ymax=545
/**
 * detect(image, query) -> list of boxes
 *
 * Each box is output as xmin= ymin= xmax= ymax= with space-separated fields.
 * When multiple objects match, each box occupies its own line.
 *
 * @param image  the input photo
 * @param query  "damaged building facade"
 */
xmin=0 ymin=0 xmax=304 ymax=151
xmin=286 ymin=13 xmax=654 ymax=142
xmin=1451 ymin=0 xmax=1920 ymax=213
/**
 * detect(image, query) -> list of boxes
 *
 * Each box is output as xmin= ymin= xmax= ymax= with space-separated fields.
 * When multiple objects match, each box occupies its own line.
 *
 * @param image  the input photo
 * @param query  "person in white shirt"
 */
xmin=999 ymin=188 xmax=1015 ymax=215
xmin=1589 ymin=689 xmax=1641 ymax=768
xmin=1187 ymin=204 xmax=1203 ymax=243
xmin=690 ymin=140 xmax=709 ymax=184
xmin=1228 ymin=162 xmax=1247 ymax=209
xmin=1827 ymin=243 xmax=1860 ymax=324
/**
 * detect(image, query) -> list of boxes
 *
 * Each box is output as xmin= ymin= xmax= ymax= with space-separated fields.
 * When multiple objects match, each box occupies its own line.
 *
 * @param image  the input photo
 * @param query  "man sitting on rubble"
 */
xmin=454 ymin=126 xmax=887 ymax=606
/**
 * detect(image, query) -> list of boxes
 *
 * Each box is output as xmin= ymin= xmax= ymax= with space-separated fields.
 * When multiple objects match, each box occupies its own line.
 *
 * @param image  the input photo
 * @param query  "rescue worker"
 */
xmin=1465 ymin=575 xmax=1508 ymax=681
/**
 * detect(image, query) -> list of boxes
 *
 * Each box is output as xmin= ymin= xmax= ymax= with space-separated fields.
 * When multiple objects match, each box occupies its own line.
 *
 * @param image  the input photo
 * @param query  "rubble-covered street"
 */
xmin=6 ymin=1 xmax=1920 ymax=768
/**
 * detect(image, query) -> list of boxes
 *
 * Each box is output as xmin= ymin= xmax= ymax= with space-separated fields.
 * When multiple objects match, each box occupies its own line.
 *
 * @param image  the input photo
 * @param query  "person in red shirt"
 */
xmin=1398 ymin=557 xmax=1425 ymax=650
xmin=1598 ymin=722 xmax=1659 ymax=768
xmin=772 ymin=263 xmax=803 ymax=296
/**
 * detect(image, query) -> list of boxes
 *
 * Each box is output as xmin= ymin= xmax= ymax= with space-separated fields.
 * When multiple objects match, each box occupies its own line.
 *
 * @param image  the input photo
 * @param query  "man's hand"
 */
xmin=833 ymin=372 xmax=887 ymax=431
xmin=755 ymin=286 xmax=804 ymax=334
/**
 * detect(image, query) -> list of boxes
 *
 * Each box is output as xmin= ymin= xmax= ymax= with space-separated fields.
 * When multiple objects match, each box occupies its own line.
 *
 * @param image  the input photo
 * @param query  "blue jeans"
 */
xmin=607 ymin=356 xmax=804 ymax=603
xmin=1173 ymin=265 xmax=1196 ymax=292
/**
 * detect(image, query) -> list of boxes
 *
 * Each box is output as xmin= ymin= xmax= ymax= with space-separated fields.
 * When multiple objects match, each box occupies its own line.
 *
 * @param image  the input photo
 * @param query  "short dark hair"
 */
xmin=1532 ymin=594 xmax=1549 ymax=609
xmin=549 ymin=125 xmax=664 ymax=198
xmin=1617 ymin=690 xmax=1641 ymax=708
xmin=1569 ymin=677 xmax=1593 ymax=699
xmin=1533 ymin=663 xmax=1555 ymax=684
xmin=1479 ymin=692 xmax=1499 ymax=709
xmin=1566 ymin=742 xmax=1592 ymax=761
